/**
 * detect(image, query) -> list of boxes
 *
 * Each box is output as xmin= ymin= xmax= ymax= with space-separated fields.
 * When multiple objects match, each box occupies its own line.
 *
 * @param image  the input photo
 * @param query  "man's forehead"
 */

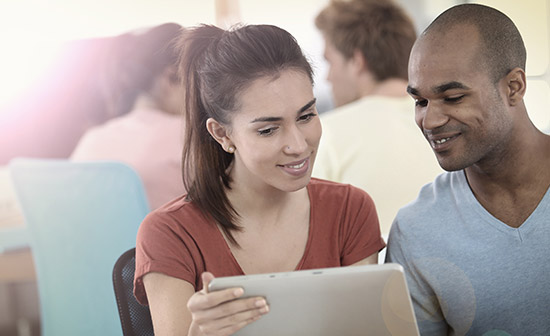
xmin=408 ymin=44 xmax=480 ymax=94
xmin=416 ymin=23 xmax=479 ymax=51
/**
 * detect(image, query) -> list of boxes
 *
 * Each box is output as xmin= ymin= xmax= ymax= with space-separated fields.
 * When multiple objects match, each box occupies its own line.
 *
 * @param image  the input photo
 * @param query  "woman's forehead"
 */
xmin=233 ymin=70 xmax=314 ymax=120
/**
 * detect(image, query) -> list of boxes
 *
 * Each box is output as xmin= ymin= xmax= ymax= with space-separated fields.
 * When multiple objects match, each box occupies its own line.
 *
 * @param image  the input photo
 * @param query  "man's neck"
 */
xmin=360 ymin=78 xmax=408 ymax=98
xmin=464 ymin=130 xmax=550 ymax=227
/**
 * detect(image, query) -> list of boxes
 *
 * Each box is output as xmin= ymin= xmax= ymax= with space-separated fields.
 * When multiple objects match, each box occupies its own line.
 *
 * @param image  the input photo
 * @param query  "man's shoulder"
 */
xmin=396 ymin=171 xmax=460 ymax=222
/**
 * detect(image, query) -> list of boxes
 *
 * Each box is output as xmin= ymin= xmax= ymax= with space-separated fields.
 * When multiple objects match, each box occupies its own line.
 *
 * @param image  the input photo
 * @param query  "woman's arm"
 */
xmin=143 ymin=272 xmax=269 ymax=336
xmin=351 ymin=252 xmax=378 ymax=266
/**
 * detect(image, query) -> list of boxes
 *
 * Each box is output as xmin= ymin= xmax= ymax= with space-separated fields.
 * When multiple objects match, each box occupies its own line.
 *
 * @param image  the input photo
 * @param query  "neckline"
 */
xmin=214 ymin=183 xmax=315 ymax=276
xmin=457 ymin=170 xmax=550 ymax=233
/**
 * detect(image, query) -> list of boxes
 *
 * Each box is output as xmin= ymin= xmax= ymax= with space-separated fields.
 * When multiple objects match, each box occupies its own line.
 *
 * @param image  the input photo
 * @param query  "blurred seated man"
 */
xmin=71 ymin=23 xmax=186 ymax=209
xmin=312 ymin=0 xmax=442 ymax=235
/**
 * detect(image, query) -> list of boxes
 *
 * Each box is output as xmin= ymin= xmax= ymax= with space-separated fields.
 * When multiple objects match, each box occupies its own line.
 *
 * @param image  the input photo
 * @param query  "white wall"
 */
xmin=1 ymin=0 xmax=549 ymax=131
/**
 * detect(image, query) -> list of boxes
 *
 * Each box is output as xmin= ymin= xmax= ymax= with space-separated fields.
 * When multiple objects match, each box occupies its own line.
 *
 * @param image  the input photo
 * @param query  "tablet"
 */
xmin=208 ymin=263 xmax=419 ymax=336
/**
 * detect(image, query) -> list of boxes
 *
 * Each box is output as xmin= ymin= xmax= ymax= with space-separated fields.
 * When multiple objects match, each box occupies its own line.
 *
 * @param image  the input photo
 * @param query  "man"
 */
xmin=386 ymin=4 xmax=550 ymax=335
xmin=312 ymin=0 xmax=442 ymax=235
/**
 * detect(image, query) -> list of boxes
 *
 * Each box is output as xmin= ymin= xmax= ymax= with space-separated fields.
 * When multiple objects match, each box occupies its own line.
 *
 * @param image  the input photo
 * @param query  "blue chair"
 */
xmin=9 ymin=158 xmax=150 ymax=336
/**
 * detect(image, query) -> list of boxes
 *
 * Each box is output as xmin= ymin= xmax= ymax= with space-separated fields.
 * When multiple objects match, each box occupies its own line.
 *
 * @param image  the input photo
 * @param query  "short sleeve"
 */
xmin=134 ymin=209 xmax=199 ymax=305
xmin=339 ymin=186 xmax=386 ymax=265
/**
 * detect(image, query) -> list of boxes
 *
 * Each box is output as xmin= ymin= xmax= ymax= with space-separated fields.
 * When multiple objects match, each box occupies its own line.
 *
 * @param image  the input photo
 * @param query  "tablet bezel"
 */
xmin=208 ymin=263 xmax=419 ymax=336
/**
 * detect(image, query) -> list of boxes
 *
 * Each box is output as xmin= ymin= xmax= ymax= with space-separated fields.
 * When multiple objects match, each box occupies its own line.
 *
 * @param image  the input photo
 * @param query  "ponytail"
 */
xmin=177 ymin=25 xmax=240 ymax=245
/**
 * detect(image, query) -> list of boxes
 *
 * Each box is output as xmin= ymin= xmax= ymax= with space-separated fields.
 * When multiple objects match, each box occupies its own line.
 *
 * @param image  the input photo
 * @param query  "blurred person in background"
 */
xmin=71 ymin=23 xmax=186 ymax=210
xmin=312 ymin=0 xmax=442 ymax=235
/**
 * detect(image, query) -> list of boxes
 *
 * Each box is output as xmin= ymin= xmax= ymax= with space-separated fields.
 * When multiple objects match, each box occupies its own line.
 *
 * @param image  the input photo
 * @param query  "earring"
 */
xmin=227 ymin=145 xmax=235 ymax=154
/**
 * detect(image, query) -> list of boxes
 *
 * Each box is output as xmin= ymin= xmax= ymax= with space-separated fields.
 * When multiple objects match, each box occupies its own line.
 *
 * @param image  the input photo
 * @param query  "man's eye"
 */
xmin=445 ymin=95 xmax=464 ymax=103
xmin=415 ymin=99 xmax=428 ymax=107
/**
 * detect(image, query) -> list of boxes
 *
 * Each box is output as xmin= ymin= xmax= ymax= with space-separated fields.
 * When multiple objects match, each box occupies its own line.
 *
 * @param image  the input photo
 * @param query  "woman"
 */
xmin=134 ymin=23 xmax=385 ymax=335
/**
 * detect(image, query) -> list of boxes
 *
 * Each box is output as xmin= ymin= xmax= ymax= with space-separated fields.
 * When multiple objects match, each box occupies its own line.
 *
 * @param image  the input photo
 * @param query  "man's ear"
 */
xmin=351 ymin=49 xmax=368 ymax=74
xmin=206 ymin=118 xmax=233 ymax=151
xmin=505 ymin=67 xmax=526 ymax=106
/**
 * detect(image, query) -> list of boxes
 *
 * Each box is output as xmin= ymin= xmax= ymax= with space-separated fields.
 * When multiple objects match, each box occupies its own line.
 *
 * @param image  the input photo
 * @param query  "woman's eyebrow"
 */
xmin=297 ymin=98 xmax=317 ymax=114
xmin=250 ymin=98 xmax=317 ymax=123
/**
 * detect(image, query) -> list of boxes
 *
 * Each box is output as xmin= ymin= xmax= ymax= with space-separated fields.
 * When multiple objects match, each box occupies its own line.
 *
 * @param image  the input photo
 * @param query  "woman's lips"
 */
xmin=278 ymin=157 xmax=310 ymax=176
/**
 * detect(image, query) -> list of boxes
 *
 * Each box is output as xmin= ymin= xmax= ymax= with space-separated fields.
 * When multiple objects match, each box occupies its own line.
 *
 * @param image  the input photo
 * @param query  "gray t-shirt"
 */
xmin=386 ymin=170 xmax=550 ymax=336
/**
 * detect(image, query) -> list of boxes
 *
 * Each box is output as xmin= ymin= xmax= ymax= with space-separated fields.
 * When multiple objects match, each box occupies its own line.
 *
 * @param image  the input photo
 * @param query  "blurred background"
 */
xmin=0 ymin=0 xmax=549 ymax=335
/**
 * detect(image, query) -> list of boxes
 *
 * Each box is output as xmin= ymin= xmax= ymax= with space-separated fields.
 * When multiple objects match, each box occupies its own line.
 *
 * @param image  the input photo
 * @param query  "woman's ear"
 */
xmin=505 ymin=67 xmax=526 ymax=106
xmin=206 ymin=118 xmax=233 ymax=151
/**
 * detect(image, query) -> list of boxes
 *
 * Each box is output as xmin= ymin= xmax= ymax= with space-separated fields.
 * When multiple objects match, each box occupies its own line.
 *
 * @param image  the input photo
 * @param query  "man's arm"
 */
xmin=385 ymin=219 xmax=450 ymax=336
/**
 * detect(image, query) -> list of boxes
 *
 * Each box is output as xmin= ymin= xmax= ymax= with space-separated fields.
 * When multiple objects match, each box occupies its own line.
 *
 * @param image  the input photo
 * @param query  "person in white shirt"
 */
xmin=313 ymin=0 xmax=442 ymax=235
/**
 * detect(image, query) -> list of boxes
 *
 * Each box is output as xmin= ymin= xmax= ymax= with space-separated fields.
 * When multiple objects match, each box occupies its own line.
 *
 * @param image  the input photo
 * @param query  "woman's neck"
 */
xmin=226 ymin=178 xmax=309 ymax=227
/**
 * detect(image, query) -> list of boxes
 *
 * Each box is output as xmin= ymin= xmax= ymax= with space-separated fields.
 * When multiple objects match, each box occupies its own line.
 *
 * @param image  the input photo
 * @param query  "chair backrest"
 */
xmin=113 ymin=248 xmax=154 ymax=336
xmin=9 ymin=158 xmax=150 ymax=336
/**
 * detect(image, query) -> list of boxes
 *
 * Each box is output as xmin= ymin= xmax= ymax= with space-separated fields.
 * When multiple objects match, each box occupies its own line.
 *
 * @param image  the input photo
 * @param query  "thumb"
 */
xmin=201 ymin=271 xmax=215 ymax=294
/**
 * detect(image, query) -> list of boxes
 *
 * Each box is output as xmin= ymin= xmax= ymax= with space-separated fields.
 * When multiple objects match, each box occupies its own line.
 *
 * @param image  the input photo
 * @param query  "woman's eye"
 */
xmin=258 ymin=127 xmax=276 ymax=136
xmin=298 ymin=112 xmax=317 ymax=122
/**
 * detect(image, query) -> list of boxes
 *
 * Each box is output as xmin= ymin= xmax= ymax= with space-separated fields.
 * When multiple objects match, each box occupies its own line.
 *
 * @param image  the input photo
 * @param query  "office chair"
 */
xmin=113 ymin=247 xmax=154 ymax=336
xmin=9 ymin=158 xmax=150 ymax=336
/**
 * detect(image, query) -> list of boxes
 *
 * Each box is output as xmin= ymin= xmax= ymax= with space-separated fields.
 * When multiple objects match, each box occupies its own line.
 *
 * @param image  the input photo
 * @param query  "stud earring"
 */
xmin=227 ymin=145 xmax=235 ymax=154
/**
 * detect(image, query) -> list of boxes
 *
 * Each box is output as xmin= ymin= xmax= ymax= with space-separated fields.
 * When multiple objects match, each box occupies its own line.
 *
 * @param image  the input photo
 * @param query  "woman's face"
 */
xmin=221 ymin=69 xmax=321 ymax=193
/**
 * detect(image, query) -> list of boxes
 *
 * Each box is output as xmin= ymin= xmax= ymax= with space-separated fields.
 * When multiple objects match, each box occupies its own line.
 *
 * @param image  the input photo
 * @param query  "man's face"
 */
xmin=407 ymin=24 xmax=513 ymax=172
xmin=322 ymin=37 xmax=361 ymax=107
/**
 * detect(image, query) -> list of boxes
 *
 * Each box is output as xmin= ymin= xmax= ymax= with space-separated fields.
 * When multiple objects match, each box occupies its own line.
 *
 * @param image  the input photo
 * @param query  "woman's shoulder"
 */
xmin=139 ymin=195 xmax=209 ymax=234
xmin=308 ymin=178 xmax=374 ymax=204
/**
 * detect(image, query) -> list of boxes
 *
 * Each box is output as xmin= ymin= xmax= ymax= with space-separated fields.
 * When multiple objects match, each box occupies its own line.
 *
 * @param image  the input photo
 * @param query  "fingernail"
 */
xmin=233 ymin=288 xmax=244 ymax=297
xmin=255 ymin=299 xmax=266 ymax=307
xmin=259 ymin=305 xmax=269 ymax=314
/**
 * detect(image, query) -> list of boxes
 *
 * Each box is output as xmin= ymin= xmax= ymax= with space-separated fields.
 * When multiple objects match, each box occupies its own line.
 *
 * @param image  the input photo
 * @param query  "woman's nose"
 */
xmin=283 ymin=127 xmax=308 ymax=154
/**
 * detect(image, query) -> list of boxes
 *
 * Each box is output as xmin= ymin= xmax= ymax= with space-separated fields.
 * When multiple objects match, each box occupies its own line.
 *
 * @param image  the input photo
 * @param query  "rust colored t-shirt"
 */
xmin=134 ymin=178 xmax=385 ymax=305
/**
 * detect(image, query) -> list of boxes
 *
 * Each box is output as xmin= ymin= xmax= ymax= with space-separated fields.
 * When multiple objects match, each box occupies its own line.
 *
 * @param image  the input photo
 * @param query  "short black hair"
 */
xmin=423 ymin=3 xmax=526 ymax=82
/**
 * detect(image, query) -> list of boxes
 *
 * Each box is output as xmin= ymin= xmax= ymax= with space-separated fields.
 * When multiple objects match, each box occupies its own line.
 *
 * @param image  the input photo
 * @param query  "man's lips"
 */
xmin=426 ymin=133 xmax=460 ymax=151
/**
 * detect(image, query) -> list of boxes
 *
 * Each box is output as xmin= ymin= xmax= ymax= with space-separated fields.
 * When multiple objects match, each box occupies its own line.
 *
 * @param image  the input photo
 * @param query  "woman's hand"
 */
xmin=187 ymin=272 xmax=269 ymax=336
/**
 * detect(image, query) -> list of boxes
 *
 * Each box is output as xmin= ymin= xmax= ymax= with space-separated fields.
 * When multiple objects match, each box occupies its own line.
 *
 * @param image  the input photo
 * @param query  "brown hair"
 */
xmin=176 ymin=24 xmax=313 ymax=245
xmin=100 ymin=23 xmax=182 ymax=117
xmin=315 ymin=0 xmax=416 ymax=81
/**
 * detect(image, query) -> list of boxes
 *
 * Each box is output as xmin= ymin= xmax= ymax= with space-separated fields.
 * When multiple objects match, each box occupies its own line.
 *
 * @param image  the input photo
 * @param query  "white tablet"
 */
xmin=208 ymin=263 xmax=419 ymax=336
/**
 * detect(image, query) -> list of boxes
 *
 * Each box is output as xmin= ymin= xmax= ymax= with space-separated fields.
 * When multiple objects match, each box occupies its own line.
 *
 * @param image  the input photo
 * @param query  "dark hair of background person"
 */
xmin=315 ymin=0 xmax=417 ymax=81
xmin=99 ymin=22 xmax=182 ymax=117
xmin=423 ymin=3 xmax=526 ymax=83
xmin=176 ymin=24 xmax=314 ymax=245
